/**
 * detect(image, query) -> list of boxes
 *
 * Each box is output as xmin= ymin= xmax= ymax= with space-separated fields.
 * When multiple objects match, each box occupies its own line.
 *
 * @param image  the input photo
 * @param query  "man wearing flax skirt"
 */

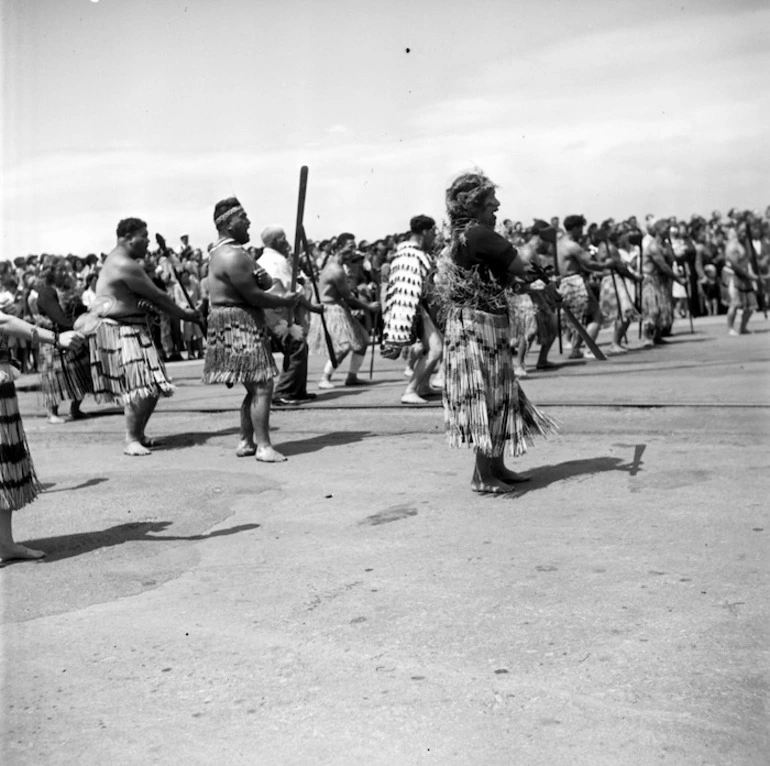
xmin=81 ymin=218 xmax=201 ymax=456
xmin=204 ymin=197 xmax=321 ymax=462
xmin=434 ymin=172 xmax=560 ymax=494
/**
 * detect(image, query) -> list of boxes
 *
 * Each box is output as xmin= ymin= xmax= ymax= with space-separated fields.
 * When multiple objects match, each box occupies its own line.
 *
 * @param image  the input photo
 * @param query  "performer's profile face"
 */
xmin=478 ymin=192 xmax=500 ymax=227
xmin=230 ymin=210 xmax=251 ymax=245
xmin=128 ymin=227 xmax=150 ymax=258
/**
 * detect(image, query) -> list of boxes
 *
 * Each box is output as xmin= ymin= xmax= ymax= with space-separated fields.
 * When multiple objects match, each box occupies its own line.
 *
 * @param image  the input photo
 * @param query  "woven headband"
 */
xmin=214 ymin=205 xmax=244 ymax=227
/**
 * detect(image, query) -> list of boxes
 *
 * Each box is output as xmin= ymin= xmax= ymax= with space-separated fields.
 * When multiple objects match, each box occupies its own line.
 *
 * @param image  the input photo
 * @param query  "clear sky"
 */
xmin=1 ymin=0 xmax=768 ymax=258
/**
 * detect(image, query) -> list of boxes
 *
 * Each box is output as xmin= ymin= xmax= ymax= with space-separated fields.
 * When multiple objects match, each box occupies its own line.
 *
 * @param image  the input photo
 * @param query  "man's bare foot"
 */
xmin=235 ymin=441 xmax=257 ymax=457
xmin=124 ymin=440 xmax=152 ymax=456
xmin=471 ymin=477 xmax=519 ymax=495
xmin=492 ymin=466 xmax=532 ymax=483
xmin=0 ymin=543 xmax=46 ymax=562
xmin=47 ymin=415 xmax=66 ymax=425
xmin=568 ymin=349 xmax=584 ymax=360
xmin=401 ymin=392 xmax=428 ymax=405
xmin=256 ymin=445 xmax=287 ymax=463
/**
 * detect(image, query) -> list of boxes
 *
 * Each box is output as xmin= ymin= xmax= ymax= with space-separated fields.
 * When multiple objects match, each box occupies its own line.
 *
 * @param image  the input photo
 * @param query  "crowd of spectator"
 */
xmin=1 ymin=205 xmax=767 ymax=374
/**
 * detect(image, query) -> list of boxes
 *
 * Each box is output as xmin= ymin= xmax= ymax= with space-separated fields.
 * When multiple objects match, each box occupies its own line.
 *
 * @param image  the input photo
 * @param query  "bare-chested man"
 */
xmin=307 ymin=233 xmax=379 ymax=389
xmin=723 ymin=221 xmax=758 ymax=336
xmin=203 ymin=197 xmax=319 ymax=462
xmin=84 ymin=217 xmax=201 ymax=455
xmin=556 ymin=215 xmax=605 ymax=359
xmin=508 ymin=220 xmax=559 ymax=376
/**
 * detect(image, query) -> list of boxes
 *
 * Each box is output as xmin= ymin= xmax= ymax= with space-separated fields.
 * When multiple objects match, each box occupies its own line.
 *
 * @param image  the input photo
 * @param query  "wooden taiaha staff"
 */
xmin=529 ymin=261 xmax=608 ymax=361
xmin=155 ymin=233 xmax=206 ymax=335
xmin=550 ymin=240 xmax=563 ymax=354
xmin=291 ymin=166 xmax=309 ymax=295
xmin=299 ymin=225 xmax=338 ymax=368
xmin=744 ymin=231 xmax=768 ymax=318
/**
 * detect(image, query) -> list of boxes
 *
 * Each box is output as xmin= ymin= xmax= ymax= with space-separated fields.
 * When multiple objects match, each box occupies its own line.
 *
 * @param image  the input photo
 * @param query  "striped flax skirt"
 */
xmin=0 ymin=365 xmax=41 ymax=512
xmin=203 ymin=306 xmax=277 ymax=385
xmin=307 ymin=304 xmax=369 ymax=358
xmin=39 ymin=343 xmax=93 ymax=408
xmin=442 ymin=307 xmax=558 ymax=458
xmin=88 ymin=318 xmax=174 ymax=405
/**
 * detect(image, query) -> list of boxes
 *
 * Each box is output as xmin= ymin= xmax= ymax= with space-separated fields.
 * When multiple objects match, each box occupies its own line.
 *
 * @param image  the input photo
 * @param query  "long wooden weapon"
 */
xmin=744 ymin=232 xmax=768 ymax=318
xmin=291 ymin=166 xmax=309 ymax=294
xmin=551 ymin=241 xmax=563 ymax=354
xmin=300 ymin=225 xmax=338 ymax=368
xmin=368 ymin=305 xmax=378 ymax=379
xmin=155 ymin=233 xmax=206 ymax=335
xmin=530 ymin=262 xmax=607 ymax=361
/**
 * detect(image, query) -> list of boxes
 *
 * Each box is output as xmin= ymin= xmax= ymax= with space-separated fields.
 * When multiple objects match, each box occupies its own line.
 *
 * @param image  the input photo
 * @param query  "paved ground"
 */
xmin=2 ymin=315 xmax=769 ymax=765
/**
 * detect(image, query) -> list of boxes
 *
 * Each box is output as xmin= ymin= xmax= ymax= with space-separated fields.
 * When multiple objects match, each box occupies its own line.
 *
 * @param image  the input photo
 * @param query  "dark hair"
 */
xmin=116 ymin=218 xmax=147 ymax=239
xmin=337 ymin=232 xmax=356 ymax=249
xmin=213 ymin=197 xmax=242 ymax=226
xmin=564 ymin=215 xmax=587 ymax=232
xmin=445 ymin=172 xmax=496 ymax=226
xmin=409 ymin=215 xmax=436 ymax=234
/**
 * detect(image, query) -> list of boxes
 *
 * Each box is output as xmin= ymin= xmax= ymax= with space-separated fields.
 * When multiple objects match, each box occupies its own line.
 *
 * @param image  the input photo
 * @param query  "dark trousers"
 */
xmin=274 ymin=335 xmax=310 ymax=398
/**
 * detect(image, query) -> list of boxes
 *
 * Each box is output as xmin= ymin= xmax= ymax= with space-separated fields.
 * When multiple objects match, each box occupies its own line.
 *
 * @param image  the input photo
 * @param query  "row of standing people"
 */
xmin=1 ymin=185 xmax=765 ymax=561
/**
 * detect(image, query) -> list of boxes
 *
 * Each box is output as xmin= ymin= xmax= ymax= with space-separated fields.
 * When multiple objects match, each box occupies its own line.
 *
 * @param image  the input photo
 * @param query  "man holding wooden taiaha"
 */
xmin=203 ymin=197 xmax=319 ymax=462
xmin=556 ymin=215 xmax=606 ymax=359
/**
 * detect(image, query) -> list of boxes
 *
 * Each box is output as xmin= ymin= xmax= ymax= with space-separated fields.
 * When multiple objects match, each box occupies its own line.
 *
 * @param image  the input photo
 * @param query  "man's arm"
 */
xmin=330 ymin=264 xmax=378 ymax=312
xmin=225 ymin=250 xmax=299 ymax=310
xmin=571 ymin=242 xmax=605 ymax=274
xmin=725 ymin=245 xmax=756 ymax=282
xmin=119 ymin=259 xmax=199 ymax=321
xmin=36 ymin=286 xmax=74 ymax=329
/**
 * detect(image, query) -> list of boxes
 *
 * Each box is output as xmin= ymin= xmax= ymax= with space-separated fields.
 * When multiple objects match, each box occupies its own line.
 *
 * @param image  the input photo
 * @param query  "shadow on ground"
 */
xmin=41 ymin=477 xmax=110 ymax=493
xmin=7 ymin=521 xmax=262 ymax=565
xmin=512 ymin=447 xmax=646 ymax=497
xmin=276 ymin=430 xmax=372 ymax=456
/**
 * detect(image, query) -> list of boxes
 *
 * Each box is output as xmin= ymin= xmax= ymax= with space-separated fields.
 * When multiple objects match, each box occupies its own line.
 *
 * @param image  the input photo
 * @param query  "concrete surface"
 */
xmin=2 ymin=314 xmax=769 ymax=765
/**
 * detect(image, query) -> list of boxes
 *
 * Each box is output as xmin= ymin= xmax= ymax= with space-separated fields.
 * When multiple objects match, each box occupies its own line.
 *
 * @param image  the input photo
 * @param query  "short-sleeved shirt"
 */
xmin=453 ymin=224 xmax=517 ymax=284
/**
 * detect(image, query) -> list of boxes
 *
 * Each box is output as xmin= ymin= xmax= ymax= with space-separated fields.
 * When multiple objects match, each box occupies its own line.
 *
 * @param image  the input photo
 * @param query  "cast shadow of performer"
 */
xmin=511 ymin=444 xmax=646 ymax=498
xmin=40 ymin=477 xmax=109 ymax=493
xmin=276 ymin=430 xmax=372 ymax=457
xmin=13 ymin=521 xmax=261 ymax=565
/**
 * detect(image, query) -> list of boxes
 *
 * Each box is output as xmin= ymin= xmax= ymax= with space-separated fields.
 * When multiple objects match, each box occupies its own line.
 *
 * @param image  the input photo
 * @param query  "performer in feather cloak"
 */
xmin=434 ymin=172 xmax=559 ymax=494
xmin=381 ymin=215 xmax=443 ymax=405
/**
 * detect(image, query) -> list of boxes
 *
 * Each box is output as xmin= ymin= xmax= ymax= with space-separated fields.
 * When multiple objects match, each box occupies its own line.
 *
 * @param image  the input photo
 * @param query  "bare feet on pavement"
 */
xmin=124 ymin=440 xmax=152 ymax=456
xmin=256 ymin=445 xmax=287 ymax=463
xmin=235 ymin=440 xmax=257 ymax=457
xmin=1 ymin=543 xmax=46 ymax=562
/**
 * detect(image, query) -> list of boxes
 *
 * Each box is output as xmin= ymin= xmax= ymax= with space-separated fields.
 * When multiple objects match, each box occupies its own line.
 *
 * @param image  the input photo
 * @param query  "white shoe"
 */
xmin=318 ymin=379 xmax=336 ymax=389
